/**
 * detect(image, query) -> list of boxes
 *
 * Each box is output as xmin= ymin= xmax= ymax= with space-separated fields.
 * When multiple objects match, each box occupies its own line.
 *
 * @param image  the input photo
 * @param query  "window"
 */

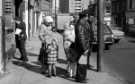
xmin=129 ymin=0 xmax=133 ymax=9
xmin=129 ymin=0 xmax=135 ymax=10
xmin=3 ymin=0 xmax=14 ymax=14
xmin=75 ymin=0 xmax=81 ymax=1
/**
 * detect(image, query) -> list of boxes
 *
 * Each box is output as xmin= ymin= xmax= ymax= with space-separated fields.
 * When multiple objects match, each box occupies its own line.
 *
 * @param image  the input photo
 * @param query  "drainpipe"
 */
xmin=0 ymin=0 xmax=5 ymax=74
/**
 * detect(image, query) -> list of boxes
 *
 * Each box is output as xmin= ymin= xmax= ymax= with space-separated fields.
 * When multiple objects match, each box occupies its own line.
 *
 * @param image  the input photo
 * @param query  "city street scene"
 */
xmin=0 ymin=0 xmax=135 ymax=84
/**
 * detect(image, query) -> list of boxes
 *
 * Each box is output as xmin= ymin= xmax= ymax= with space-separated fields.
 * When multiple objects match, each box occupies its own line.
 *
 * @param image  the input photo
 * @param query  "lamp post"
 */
xmin=97 ymin=0 xmax=104 ymax=72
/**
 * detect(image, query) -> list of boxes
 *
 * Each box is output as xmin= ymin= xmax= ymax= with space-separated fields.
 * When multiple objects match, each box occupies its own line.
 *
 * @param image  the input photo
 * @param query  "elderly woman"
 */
xmin=63 ymin=16 xmax=77 ymax=78
xmin=38 ymin=16 xmax=58 ymax=77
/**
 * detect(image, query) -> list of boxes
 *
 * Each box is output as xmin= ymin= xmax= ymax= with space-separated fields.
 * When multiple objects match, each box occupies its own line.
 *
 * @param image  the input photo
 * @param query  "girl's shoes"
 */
xmin=47 ymin=74 xmax=52 ymax=78
xmin=52 ymin=73 xmax=56 ymax=77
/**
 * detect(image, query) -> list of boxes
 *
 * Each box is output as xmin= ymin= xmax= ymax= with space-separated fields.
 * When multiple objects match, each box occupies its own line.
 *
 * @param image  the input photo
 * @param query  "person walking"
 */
xmin=73 ymin=12 xmax=92 ymax=83
xmin=15 ymin=17 xmax=28 ymax=62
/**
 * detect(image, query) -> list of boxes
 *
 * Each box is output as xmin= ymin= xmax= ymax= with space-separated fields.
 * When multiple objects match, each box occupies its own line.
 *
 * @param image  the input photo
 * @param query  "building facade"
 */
xmin=69 ymin=0 xmax=90 ymax=13
xmin=125 ymin=0 xmax=135 ymax=32
xmin=104 ymin=0 xmax=112 ymax=26
xmin=59 ymin=0 xmax=69 ymax=13
xmin=59 ymin=0 xmax=90 ymax=14
xmin=111 ymin=0 xmax=126 ymax=28
xmin=111 ymin=0 xmax=135 ymax=32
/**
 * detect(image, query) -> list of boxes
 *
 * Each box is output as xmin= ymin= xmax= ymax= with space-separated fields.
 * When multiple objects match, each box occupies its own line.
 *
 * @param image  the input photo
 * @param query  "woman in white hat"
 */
xmin=38 ymin=16 xmax=58 ymax=77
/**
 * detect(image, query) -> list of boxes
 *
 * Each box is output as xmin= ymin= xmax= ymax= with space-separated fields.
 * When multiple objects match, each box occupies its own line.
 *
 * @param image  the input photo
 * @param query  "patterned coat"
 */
xmin=46 ymin=39 xmax=58 ymax=64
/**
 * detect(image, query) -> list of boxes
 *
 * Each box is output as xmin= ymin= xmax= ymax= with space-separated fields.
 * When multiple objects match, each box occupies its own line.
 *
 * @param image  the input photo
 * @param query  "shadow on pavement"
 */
xmin=27 ymin=52 xmax=38 ymax=57
xmin=57 ymin=59 xmax=68 ymax=64
xmin=12 ymin=60 xmax=76 ymax=82
xmin=12 ymin=60 xmax=41 ymax=74
xmin=31 ymin=61 xmax=41 ymax=65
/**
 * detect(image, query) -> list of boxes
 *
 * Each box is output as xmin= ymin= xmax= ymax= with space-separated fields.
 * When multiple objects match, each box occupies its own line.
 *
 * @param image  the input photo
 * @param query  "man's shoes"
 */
xmin=18 ymin=57 xmax=28 ymax=62
xmin=75 ymin=79 xmax=87 ymax=83
xmin=41 ymin=71 xmax=46 ymax=74
xmin=23 ymin=58 xmax=28 ymax=62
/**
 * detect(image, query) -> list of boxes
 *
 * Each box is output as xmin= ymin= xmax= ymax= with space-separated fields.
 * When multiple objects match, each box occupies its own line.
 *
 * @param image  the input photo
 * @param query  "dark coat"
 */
xmin=73 ymin=18 xmax=93 ymax=61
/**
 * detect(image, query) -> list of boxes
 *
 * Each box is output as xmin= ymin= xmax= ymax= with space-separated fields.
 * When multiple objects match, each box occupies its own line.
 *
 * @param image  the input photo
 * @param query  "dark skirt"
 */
xmin=38 ymin=43 xmax=48 ymax=65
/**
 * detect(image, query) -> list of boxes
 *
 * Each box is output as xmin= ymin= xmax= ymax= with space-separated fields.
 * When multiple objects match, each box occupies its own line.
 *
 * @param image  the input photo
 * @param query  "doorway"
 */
xmin=14 ymin=0 xmax=23 ymax=17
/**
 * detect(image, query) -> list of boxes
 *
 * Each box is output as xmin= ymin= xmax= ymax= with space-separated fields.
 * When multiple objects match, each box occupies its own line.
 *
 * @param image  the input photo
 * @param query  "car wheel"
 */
xmin=104 ymin=44 xmax=110 ymax=50
xmin=114 ymin=39 xmax=120 ymax=43
xmin=92 ymin=45 xmax=98 ymax=52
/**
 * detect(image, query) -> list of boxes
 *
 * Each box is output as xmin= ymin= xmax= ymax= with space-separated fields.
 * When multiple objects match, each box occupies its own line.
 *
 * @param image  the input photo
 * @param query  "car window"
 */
xmin=92 ymin=24 xmax=112 ymax=34
xmin=103 ymin=24 xmax=112 ymax=34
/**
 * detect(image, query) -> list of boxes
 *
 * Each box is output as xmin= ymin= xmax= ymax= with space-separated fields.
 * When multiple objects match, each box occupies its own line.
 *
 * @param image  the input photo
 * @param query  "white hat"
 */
xmin=44 ymin=16 xmax=53 ymax=23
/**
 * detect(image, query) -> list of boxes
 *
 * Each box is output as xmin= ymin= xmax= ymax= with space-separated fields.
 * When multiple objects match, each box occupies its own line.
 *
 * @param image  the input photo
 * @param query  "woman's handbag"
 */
xmin=38 ymin=43 xmax=47 ymax=65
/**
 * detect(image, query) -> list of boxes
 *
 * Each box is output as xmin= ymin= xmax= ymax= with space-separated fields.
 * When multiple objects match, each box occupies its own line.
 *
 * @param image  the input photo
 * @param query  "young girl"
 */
xmin=46 ymin=38 xmax=58 ymax=77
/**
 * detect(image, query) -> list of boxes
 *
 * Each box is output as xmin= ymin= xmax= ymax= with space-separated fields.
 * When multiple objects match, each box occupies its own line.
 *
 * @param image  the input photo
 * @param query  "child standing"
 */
xmin=46 ymin=37 xmax=58 ymax=77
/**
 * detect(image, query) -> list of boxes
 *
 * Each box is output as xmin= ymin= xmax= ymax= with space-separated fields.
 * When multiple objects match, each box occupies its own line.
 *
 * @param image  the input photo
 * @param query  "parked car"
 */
xmin=110 ymin=26 xmax=125 ymax=43
xmin=92 ymin=24 xmax=114 ymax=50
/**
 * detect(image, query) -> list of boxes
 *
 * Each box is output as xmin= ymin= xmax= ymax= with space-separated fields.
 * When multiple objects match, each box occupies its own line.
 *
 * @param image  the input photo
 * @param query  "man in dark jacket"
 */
xmin=74 ymin=12 xmax=93 ymax=82
xmin=15 ymin=17 xmax=28 ymax=62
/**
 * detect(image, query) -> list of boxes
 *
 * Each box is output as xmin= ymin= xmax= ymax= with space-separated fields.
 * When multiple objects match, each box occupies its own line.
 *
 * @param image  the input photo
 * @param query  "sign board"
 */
xmin=128 ymin=18 xmax=134 ymax=24
xmin=104 ymin=17 xmax=111 ymax=21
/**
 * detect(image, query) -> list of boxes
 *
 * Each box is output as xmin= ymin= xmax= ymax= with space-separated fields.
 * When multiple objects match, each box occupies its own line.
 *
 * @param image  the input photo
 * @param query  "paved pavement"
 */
xmin=102 ymin=36 xmax=135 ymax=84
xmin=0 ymin=33 xmax=129 ymax=84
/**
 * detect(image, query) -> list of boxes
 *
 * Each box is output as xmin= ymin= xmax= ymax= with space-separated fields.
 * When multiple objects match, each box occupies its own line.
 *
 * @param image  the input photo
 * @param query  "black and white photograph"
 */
xmin=0 ymin=0 xmax=135 ymax=84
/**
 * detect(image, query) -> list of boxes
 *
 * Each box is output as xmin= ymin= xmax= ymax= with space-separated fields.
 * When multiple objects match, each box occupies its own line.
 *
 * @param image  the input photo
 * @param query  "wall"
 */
xmin=0 ymin=0 xmax=3 ymax=73
xmin=57 ymin=13 xmax=71 ymax=30
xmin=59 ymin=0 xmax=69 ymax=13
xmin=52 ymin=0 xmax=59 ymax=14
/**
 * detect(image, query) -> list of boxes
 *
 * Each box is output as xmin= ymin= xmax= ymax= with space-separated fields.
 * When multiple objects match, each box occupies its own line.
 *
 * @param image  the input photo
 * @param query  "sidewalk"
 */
xmin=0 ymin=33 xmax=128 ymax=84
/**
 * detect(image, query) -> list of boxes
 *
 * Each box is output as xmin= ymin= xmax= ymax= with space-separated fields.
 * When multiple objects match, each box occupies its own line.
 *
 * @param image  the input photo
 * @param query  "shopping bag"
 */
xmin=15 ymin=28 xmax=22 ymax=35
xmin=76 ymin=63 xmax=87 ymax=82
xmin=78 ymin=55 xmax=87 ymax=64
